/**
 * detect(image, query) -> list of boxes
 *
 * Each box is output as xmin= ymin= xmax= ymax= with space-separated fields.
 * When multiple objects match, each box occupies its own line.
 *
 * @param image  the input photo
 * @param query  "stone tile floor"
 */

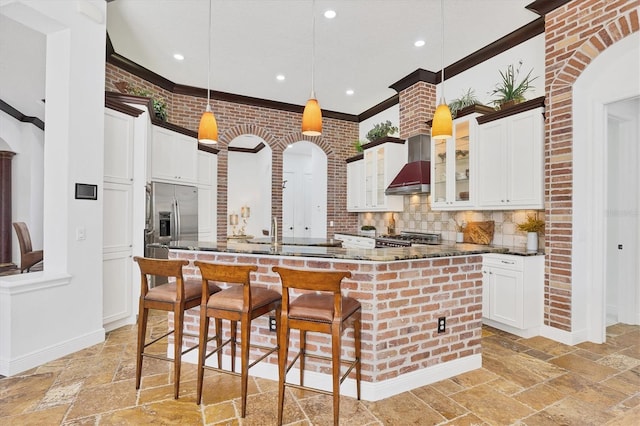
xmin=1 ymin=310 xmax=638 ymax=425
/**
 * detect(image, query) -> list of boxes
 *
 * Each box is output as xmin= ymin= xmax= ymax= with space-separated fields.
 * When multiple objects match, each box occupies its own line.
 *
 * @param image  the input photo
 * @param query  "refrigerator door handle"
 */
xmin=175 ymin=198 xmax=181 ymax=241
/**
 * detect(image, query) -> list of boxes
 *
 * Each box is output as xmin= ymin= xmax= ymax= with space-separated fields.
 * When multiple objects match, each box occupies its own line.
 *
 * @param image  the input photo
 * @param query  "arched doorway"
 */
xmin=572 ymin=33 xmax=640 ymax=343
xmin=282 ymin=141 xmax=327 ymax=238
xmin=227 ymin=134 xmax=272 ymax=238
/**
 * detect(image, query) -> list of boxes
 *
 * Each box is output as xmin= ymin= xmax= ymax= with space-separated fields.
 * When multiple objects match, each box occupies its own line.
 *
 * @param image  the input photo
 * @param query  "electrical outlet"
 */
xmin=269 ymin=316 xmax=277 ymax=332
xmin=437 ymin=317 xmax=446 ymax=333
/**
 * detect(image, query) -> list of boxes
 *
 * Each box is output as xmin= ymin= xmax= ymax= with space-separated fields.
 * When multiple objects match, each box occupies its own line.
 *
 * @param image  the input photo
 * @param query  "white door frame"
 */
xmin=572 ymin=33 xmax=640 ymax=343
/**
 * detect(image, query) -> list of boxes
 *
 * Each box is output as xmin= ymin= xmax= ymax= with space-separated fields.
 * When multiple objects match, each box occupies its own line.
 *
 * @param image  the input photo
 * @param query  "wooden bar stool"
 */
xmin=133 ymin=256 xmax=221 ymax=399
xmin=194 ymin=261 xmax=281 ymax=417
xmin=272 ymin=266 xmax=361 ymax=426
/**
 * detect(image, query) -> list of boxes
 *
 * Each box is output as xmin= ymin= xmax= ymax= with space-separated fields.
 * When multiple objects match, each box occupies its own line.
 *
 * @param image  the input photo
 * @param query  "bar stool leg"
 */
xmin=196 ymin=312 xmax=209 ymax=404
xmin=215 ymin=318 xmax=223 ymax=368
xmin=277 ymin=318 xmax=290 ymax=425
xmin=135 ymin=303 xmax=148 ymax=390
xmin=240 ymin=312 xmax=251 ymax=417
xmin=355 ymin=316 xmax=362 ymax=400
xmin=173 ymin=307 xmax=184 ymax=399
xmin=331 ymin=323 xmax=341 ymax=426
xmin=230 ymin=320 xmax=237 ymax=373
xmin=299 ymin=330 xmax=306 ymax=387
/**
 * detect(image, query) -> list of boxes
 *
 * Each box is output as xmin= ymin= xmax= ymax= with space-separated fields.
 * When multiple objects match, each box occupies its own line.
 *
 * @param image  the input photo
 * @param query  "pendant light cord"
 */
xmin=207 ymin=0 xmax=212 ymax=107
xmin=311 ymin=0 xmax=316 ymax=97
xmin=440 ymin=0 xmax=445 ymax=103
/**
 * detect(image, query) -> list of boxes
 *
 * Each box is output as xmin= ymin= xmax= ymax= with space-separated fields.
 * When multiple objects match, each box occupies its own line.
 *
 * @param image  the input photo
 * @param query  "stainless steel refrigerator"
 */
xmin=145 ymin=182 xmax=198 ymax=262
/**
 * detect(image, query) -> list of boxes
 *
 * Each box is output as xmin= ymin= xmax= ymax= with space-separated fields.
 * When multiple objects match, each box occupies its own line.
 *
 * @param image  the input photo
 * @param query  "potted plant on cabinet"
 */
xmin=448 ymin=88 xmax=481 ymax=118
xmin=489 ymin=60 xmax=538 ymax=110
xmin=517 ymin=214 xmax=544 ymax=252
xmin=366 ymin=120 xmax=399 ymax=142
xmin=115 ymin=81 xmax=168 ymax=121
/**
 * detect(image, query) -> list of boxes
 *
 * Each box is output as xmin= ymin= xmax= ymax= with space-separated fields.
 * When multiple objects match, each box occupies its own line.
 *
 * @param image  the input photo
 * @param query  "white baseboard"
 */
xmin=176 ymin=345 xmax=481 ymax=402
xmin=0 ymin=328 xmax=105 ymax=377
xmin=540 ymin=324 xmax=587 ymax=345
xmin=482 ymin=318 xmax=540 ymax=338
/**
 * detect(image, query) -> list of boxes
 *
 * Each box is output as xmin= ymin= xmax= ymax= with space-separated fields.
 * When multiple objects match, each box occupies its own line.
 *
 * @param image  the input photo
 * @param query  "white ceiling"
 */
xmin=0 ymin=0 xmax=540 ymax=122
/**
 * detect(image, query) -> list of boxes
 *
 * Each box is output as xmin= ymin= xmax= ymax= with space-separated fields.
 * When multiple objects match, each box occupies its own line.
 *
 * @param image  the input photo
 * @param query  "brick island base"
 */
xmin=169 ymin=249 xmax=484 ymax=401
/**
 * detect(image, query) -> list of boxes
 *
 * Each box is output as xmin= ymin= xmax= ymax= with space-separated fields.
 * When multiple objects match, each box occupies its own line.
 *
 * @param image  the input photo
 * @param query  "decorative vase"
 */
xmin=456 ymin=232 xmax=464 ymax=243
xmin=526 ymin=232 xmax=538 ymax=252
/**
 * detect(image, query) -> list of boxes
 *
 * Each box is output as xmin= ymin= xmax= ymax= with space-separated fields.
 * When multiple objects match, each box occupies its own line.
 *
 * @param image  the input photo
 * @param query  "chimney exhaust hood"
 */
xmin=385 ymin=133 xmax=431 ymax=195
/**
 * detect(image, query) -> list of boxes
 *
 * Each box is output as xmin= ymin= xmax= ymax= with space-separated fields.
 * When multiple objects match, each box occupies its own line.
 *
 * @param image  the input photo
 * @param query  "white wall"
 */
xmin=359 ymin=105 xmax=400 ymax=142
xmin=0 ymin=110 xmax=45 ymax=262
xmin=0 ymin=0 xmax=106 ymax=376
xmin=444 ymin=35 xmax=546 ymax=107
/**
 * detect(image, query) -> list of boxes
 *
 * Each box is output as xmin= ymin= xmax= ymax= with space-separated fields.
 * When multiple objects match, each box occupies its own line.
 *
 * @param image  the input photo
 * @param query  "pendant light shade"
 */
xmin=198 ymin=0 xmax=218 ymax=144
xmin=302 ymin=0 xmax=322 ymax=136
xmin=302 ymin=94 xmax=322 ymax=136
xmin=432 ymin=0 xmax=452 ymax=140
xmin=432 ymin=101 xmax=452 ymax=139
xmin=198 ymin=105 xmax=218 ymax=143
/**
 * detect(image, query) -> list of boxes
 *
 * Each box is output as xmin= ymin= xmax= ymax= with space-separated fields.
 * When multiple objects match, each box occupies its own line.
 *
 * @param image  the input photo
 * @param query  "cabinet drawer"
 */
xmin=482 ymin=253 xmax=523 ymax=270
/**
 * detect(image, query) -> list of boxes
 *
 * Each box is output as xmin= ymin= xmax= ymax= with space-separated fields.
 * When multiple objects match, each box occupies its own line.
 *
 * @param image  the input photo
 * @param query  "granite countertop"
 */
xmin=246 ymin=237 xmax=342 ymax=247
xmin=152 ymin=240 xmax=512 ymax=262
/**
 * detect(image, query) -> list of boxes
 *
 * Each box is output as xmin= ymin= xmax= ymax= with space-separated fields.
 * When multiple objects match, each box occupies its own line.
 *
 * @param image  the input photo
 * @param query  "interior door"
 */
xmin=282 ymin=171 xmax=295 ymax=238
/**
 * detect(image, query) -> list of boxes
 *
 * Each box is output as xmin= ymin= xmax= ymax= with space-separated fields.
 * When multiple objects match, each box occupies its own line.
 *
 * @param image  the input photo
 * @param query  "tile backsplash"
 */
xmin=359 ymin=194 xmax=545 ymax=251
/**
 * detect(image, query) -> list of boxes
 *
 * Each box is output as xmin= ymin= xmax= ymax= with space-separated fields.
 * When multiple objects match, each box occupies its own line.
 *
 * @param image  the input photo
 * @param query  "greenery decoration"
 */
xmin=361 ymin=225 xmax=376 ymax=231
xmin=366 ymin=120 xmax=399 ymax=142
xmin=516 ymin=215 xmax=545 ymax=234
xmin=490 ymin=60 xmax=537 ymax=108
xmin=448 ymin=88 xmax=480 ymax=118
xmin=116 ymin=82 xmax=168 ymax=121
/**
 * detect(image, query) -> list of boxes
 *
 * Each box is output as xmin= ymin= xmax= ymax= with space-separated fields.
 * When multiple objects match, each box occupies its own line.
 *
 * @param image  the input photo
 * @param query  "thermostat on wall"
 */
xmin=75 ymin=183 xmax=98 ymax=200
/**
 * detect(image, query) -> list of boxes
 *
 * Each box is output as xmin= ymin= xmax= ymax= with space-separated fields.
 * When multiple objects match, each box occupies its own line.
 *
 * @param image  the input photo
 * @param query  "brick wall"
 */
xmin=170 ymin=250 xmax=483 ymax=385
xmin=544 ymin=0 xmax=639 ymax=331
xmin=105 ymin=63 xmax=359 ymax=241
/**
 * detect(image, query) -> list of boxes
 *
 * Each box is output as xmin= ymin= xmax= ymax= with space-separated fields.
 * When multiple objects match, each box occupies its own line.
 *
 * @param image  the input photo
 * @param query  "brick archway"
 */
xmin=544 ymin=3 xmax=639 ymax=332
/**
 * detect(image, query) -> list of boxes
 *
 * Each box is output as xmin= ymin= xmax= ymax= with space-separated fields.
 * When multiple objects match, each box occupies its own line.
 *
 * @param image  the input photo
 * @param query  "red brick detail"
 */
xmin=173 ymin=252 xmax=483 ymax=384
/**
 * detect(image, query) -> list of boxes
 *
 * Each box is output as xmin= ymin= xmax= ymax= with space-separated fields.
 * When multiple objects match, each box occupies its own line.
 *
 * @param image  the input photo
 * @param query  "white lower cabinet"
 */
xmin=482 ymin=253 xmax=544 ymax=338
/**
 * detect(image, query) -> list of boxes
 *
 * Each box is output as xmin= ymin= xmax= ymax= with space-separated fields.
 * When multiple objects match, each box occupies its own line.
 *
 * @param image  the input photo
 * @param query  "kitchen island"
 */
xmin=163 ymin=240 xmax=508 ymax=401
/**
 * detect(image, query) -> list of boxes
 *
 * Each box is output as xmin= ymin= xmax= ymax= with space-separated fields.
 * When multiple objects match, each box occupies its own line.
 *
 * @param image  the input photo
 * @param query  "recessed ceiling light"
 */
xmin=324 ymin=10 xmax=336 ymax=19
xmin=173 ymin=53 xmax=184 ymax=61
xmin=346 ymin=89 xmax=354 ymax=95
xmin=276 ymin=74 xmax=285 ymax=81
xmin=414 ymin=40 xmax=425 ymax=47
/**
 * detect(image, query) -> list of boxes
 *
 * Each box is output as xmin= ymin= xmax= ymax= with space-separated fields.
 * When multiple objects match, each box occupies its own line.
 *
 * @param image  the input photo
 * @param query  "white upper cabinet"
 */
xmin=151 ymin=126 xmax=198 ymax=184
xmin=476 ymin=103 xmax=544 ymax=210
xmin=346 ymin=157 xmax=364 ymax=212
xmin=431 ymin=106 xmax=493 ymax=211
xmin=362 ymin=138 xmax=405 ymax=212
xmin=197 ymin=150 xmax=218 ymax=241
xmin=104 ymin=109 xmax=134 ymax=184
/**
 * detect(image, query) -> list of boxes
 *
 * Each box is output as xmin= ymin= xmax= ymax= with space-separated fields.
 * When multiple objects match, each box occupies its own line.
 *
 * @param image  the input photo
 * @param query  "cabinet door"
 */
xmin=151 ymin=127 xmax=198 ymax=183
xmin=197 ymin=151 xmax=217 ymax=240
xmin=104 ymin=109 xmax=134 ymax=184
xmin=103 ymin=251 xmax=133 ymax=327
xmin=364 ymin=150 xmax=374 ymax=208
xmin=452 ymin=119 xmax=472 ymax=206
xmin=477 ymin=121 xmax=507 ymax=208
xmin=506 ymin=110 xmax=544 ymax=208
xmin=432 ymin=139 xmax=448 ymax=206
xmin=347 ymin=160 xmax=364 ymax=211
xmin=489 ymin=266 xmax=523 ymax=328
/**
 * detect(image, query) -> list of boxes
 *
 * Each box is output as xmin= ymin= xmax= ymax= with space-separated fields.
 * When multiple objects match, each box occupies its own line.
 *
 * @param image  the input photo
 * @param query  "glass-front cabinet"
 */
xmin=431 ymin=105 xmax=493 ymax=210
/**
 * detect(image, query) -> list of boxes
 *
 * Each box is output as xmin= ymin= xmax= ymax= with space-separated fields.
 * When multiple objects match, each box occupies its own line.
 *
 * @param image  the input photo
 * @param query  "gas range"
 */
xmin=375 ymin=231 xmax=442 ymax=248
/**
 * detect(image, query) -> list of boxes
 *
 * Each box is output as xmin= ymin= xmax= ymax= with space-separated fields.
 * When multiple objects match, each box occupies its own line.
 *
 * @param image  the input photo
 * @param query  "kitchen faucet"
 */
xmin=271 ymin=216 xmax=278 ymax=245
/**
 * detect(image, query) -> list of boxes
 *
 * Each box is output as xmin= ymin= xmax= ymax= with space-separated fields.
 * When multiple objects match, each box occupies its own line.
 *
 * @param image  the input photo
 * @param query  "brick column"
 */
xmin=398 ymin=81 xmax=436 ymax=139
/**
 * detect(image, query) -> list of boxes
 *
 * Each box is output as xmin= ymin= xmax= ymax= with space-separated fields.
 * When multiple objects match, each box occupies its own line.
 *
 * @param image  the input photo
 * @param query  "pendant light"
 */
xmin=432 ymin=0 xmax=452 ymax=139
xmin=302 ymin=0 xmax=322 ymax=136
xmin=198 ymin=0 xmax=218 ymax=144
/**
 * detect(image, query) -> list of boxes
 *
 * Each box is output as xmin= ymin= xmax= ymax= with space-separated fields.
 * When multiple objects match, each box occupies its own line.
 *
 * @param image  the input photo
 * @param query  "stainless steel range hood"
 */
xmin=385 ymin=133 xmax=431 ymax=195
